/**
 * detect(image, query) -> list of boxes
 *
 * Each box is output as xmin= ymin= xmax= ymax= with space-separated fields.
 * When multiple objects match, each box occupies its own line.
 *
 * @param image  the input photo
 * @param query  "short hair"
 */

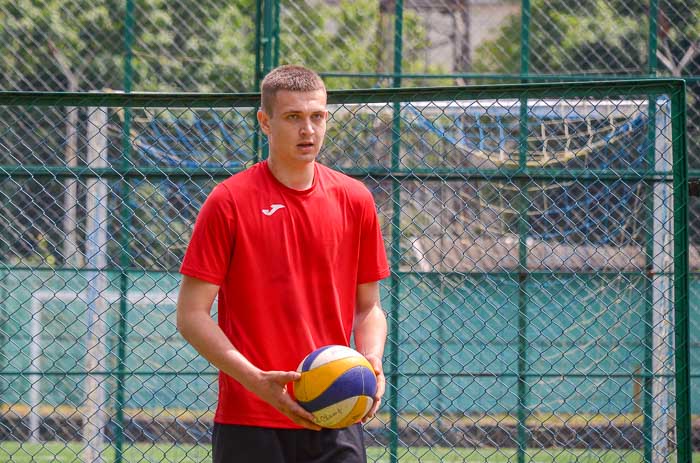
xmin=260 ymin=65 xmax=326 ymax=115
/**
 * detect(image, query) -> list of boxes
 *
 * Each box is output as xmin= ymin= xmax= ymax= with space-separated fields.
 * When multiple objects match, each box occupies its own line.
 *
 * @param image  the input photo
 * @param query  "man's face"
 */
xmin=258 ymin=89 xmax=328 ymax=166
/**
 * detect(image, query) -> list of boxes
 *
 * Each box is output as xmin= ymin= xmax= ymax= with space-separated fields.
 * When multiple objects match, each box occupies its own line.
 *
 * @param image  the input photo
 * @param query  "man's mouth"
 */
xmin=297 ymin=142 xmax=314 ymax=148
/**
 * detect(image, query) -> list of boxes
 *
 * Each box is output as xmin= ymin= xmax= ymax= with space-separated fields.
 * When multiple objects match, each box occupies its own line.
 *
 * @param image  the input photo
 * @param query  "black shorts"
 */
xmin=211 ymin=422 xmax=367 ymax=463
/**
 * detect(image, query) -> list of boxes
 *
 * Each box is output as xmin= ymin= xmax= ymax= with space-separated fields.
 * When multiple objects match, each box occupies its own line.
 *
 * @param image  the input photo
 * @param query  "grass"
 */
xmin=1 ymin=443 xmax=699 ymax=463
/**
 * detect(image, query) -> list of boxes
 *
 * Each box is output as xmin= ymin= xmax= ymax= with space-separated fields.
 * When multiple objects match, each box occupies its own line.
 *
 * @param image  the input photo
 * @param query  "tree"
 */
xmin=0 ymin=0 xmax=440 ymax=270
xmin=472 ymin=0 xmax=699 ymax=166
xmin=277 ymin=0 xmax=444 ymax=89
xmin=472 ymin=0 xmax=700 ymax=244
xmin=0 ymin=1 xmax=260 ymax=92
xmin=1 ymin=1 xmax=127 ymax=266
xmin=473 ymin=0 xmax=699 ymax=77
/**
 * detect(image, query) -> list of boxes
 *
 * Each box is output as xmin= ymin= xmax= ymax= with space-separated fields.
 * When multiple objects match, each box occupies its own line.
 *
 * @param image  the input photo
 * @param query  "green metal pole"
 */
xmin=517 ymin=3 xmax=531 ymax=463
xmin=671 ymin=83 xmax=691 ymax=463
xmin=273 ymin=0 xmax=280 ymax=68
xmin=253 ymin=0 xmax=263 ymax=163
xmin=115 ymin=1 xmax=135 ymax=461
xmin=262 ymin=0 xmax=274 ymax=75
xmin=389 ymin=2 xmax=403 ymax=462
xmin=648 ymin=0 xmax=658 ymax=76
xmin=515 ymin=105 xmax=530 ymax=463
xmin=0 ymin=189 xmax=7 ymax=396
xmin=436 ymin=191 xmax=446 ymax=431
xmin=0 ymin=268 xmax=6 ymax=402
xmin=520 ymin=0 xmax=531 ymax=79
xmin=643 ymin=4 xmax=659 ymax=462
xmin=260 ymin=0 xmax=277 ymax=160
xmin=254 ymin=0 xmax=263 ymax=87
xmin=642 ymin=106 xmax=656 ymax=463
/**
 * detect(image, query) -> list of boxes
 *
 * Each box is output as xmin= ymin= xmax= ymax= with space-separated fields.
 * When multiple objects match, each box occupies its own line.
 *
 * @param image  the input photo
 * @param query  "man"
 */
xmin=176 ymin=64 xmax=390 ymax=463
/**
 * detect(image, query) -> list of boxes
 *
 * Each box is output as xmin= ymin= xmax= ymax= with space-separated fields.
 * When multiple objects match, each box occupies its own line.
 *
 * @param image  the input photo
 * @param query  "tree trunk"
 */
xmin=49 ymin=40 xmax=84 ymax=267
xmin=61 ymin=84 xmax=82 ymax=267
xmin=377 ymin=0 xmax=394 ymax=82
xmin=455 ymin=0 xmax=471 ymax=85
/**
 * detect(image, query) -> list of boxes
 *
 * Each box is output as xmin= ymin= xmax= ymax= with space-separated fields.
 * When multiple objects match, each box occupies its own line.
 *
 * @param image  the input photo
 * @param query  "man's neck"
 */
xmin=267 ymin=157 xmax=315 ymax=190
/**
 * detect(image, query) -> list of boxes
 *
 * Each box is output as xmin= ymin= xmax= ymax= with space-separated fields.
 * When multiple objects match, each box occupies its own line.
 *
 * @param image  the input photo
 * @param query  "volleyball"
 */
xmin=293 ymin=345 xmax=377 ymax=429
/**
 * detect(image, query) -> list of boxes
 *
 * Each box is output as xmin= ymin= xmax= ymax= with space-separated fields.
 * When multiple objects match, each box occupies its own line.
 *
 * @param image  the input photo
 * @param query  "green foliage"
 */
xmin=278 ymin=0 xmax=441 ymax=89
xmin=473 ymin=0 xmax=700 ymax=76
xmin=0 ymin=0 xmax=438 ymax=92
xmin=0 ymin=0 xmax=124 ymax=90
xmin=131 ymin=0 xmax=257 ymax=91
xmin=472 ymin=13 xmax=521 ymax=75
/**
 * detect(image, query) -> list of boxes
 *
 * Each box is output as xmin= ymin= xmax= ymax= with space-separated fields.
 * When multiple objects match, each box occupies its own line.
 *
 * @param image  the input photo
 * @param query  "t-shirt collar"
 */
xmin=263 ymin=160 xmax=318 ymax=197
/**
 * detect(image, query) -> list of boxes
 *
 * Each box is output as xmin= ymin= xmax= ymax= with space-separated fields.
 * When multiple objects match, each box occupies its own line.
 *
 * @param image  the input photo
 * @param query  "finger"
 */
xmin=269 ymin=370 xmax=301 ymax=384
xmin=363 ymin=398 xmax=381 ymax=423
xmin=294 ymin=417 xmax=322 ymax=431
xmin=271 ymin=399 xmax=321 ymax=430
xmin=372 ymin=362 xmax=383 ymax=375
xmin=291 ymin=404 xmax=317 ymax=423
xmin=375 ymin=374 xmax=386 ymax=398
xmin=281 ymin=396 xmax=318 ymax=423
xmin=369 ymin=398 xmax=381 ymax=417
xmin=363 ymin=356 xmax=384 ymax=392
xmin=283 ymin=403 xmax=321 ymax=430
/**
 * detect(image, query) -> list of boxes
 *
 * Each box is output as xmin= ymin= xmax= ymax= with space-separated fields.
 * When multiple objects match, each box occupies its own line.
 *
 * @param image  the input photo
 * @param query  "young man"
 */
xmin=176 ymin=65 xmax=390 ymax=463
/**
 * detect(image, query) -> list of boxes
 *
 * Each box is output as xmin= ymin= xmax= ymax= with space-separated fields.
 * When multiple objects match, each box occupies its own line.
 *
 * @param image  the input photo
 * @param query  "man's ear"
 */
xmin=257 ymin=110 xmax=271 ymax=135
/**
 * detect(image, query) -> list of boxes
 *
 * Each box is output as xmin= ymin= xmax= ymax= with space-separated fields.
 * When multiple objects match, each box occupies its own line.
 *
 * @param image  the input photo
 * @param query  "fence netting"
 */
xmin=0 ymin=80 xmax=690 ymax=462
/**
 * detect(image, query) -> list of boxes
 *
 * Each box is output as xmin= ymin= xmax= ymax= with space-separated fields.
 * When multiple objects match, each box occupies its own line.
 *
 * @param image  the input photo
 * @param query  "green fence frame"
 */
xmin=0 ymin=79 xmax=691 ymax=463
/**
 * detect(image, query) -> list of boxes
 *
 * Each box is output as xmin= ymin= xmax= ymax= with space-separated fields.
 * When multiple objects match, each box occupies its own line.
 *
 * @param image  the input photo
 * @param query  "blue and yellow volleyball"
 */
xmin=293 ymin=345 xmax=377 ymax=429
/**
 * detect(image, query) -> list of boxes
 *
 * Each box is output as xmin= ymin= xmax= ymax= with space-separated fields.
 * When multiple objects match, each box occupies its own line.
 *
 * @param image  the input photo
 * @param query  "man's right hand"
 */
xmin=176 ymin=277 xmax=321 ymax=430
xmin=248 ymin=370 xmax=322 ymax=431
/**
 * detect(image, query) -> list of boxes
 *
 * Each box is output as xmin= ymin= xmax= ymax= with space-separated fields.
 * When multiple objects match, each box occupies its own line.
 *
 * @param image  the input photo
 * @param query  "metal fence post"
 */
xmin=520 ymin=0 xmax=531 ymax=80
xmin=253 ymin=0 xmax=263 ymax=163
xmin=648 ymin=0 xmax=659 ymax=77
xmin=643 ymin=5 xmax=660 ymax=461
xmin=671 ymin=82 xmax=692 ymax=463
xmin=516 ymin=100 xmax=530 ymax=463
xmin=388 ymin=2 xmax=404 ymax=462
xmin=114 ymin=2 xmax=136 ymax=461
xmin=517 ymin=4 xmax=531 ymax=462
xmin=259 ymin=0 xmax=279 ymax=160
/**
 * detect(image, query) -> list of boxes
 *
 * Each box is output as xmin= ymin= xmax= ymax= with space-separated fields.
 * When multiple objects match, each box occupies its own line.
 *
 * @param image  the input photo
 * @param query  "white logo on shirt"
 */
xmin=262 ymin=204 xmax=285 ymax=216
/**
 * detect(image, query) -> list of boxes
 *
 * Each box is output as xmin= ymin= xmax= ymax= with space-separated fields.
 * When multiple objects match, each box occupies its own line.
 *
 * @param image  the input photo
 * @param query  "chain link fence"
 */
xmin=0 ymin=0 xmax=698 ymax=462
xmin=1 ymin=1 xmax=698 ymax=163
xmin=0 ymin=81 xmax=691 ymax=462
xmin=1 ymin=2 xmax=697 ymax=192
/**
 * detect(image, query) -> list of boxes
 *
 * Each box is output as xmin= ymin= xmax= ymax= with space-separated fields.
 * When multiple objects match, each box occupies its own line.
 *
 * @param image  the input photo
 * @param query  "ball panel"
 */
xmin=305 ymin=345 xmax=363 ymax=370
xmin=311 ymin=395 xmax=373 ymax=429
xmin=294 ymin=357 xmax=365 ymax=402
xmin=299 ymin=345 xmax=337 ymax=371
xmin=311 ymin=396 xmax=358 ymax=428
xmin=297 ymin=364 xmax=377 ymax=411
xmin=342 ymin=395 xmax=373 ymax=428
xmin=357 ymin=394 xmax=373 ymax=420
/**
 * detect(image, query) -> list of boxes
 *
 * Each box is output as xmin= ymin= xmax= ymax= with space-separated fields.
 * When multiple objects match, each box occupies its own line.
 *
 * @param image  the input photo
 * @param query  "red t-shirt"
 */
xmin=180 ymin=160 xmax=390 ymax=428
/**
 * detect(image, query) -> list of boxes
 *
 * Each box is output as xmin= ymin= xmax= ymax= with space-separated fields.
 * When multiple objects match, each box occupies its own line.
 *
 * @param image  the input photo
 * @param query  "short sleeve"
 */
xmin=179 ymin=183 xmax=236 ymax=285
xmin=356 ymin=189 xmax=390 ymax=284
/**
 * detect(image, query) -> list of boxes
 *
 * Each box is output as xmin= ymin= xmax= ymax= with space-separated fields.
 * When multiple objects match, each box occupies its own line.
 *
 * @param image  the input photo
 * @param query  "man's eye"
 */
xmin=312 ymin=114 xmax=324 ymax=120
xmin=287 ymin=114 xmax=298 ymax=120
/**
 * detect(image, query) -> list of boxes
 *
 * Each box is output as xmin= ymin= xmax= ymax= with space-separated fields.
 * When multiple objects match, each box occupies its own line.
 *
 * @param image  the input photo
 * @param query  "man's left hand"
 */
xmin=362 ymin=353 xmax=385 ymax=423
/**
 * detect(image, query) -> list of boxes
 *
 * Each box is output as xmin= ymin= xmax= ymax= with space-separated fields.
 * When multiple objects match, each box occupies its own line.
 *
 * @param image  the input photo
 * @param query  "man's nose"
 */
xmin=300 ymin=118 xmax=315 ymax=135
